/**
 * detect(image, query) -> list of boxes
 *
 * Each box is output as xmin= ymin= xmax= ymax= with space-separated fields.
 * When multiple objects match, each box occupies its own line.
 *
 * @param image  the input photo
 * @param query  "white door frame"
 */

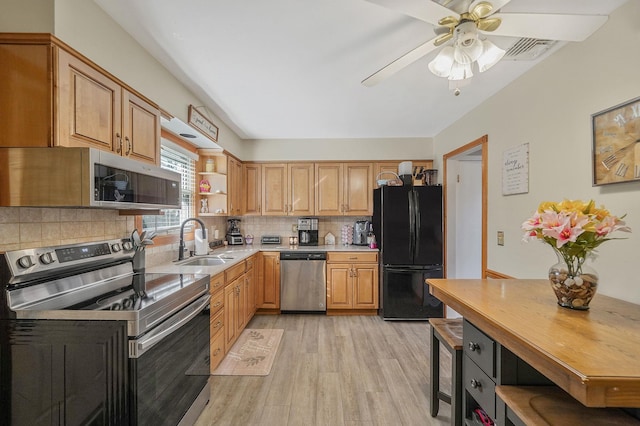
xmin=443 ymin=135 xmax=488 ymax=279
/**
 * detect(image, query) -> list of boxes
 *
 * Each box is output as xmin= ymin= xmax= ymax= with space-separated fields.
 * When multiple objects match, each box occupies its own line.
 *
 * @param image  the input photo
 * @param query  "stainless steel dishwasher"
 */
xmin=280 ymin=251 xmax=327 ymax=313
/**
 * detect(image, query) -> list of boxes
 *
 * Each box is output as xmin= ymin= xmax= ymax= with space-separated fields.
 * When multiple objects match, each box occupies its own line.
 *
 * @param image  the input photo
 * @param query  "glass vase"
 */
xmin=548 ymin=251 xmax=598 ymax=310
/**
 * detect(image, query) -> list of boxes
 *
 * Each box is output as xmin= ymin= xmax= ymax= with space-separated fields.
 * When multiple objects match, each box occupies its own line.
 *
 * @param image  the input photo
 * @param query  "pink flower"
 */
xmin=595 ymin=216 xmax=631 ymax=236
xmin=540 ymin=212 xmax=585 ymax=248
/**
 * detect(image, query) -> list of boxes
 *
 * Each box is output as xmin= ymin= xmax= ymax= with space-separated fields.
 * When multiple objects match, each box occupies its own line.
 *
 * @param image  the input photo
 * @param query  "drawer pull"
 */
xmin=213 ymin=320 xmax=222 ymax=329
xmin=213 ymin=348 xmax=221 ymax=356
xmin=470 ymin=379 xmax=482 ymax=389
xmin=212 ymin=301 xmax=222 ymax=308
xmin=468 ymin=342 xmax=480 ymax=352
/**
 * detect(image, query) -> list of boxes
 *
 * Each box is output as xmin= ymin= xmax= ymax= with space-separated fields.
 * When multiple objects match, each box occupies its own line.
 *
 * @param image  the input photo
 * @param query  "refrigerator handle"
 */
xmin=408 ymin=189 xmax=415 ymax=258
xmin=414 ymin=190 xmax=421 ymax=259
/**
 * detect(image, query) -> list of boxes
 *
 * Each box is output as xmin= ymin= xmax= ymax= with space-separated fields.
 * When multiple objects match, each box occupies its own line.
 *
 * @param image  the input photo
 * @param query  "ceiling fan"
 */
xmin=362 ymin=0 xmax=609 ymax=88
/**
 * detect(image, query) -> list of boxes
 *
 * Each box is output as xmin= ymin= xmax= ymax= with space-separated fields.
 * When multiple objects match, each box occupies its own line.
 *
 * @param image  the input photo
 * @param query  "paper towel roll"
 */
xmin=195 ymin=229 xmax=209 ymax=255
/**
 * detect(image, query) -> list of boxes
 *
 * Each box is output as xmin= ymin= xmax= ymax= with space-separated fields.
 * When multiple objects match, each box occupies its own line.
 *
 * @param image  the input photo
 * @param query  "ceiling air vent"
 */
xmin=503 ymin=38 xmax=558 ymax=61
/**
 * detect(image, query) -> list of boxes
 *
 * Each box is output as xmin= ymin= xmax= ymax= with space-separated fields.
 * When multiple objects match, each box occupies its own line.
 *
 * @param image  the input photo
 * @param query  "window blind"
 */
xmin=142 ymin=146 xmax=195 ymax=231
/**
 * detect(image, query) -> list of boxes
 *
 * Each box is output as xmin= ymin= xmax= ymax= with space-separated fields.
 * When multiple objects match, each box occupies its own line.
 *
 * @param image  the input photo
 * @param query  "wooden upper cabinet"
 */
xmin=262 ymin=163 xmax=288 ymax=215
xmin=122 ymin=90 xmax=160 ymax=164
xmin=262 ymin=163 xmax=314 ymax=216
xmin=316 ymin=162 xmax=373 ymax=216
xmin=315 ymin=163 xmax=343 ymax=216
xmin=227 ymin=156 xmax=242 ymax=216
xmin=344 ymin=162 xmax=373 ymax=215
xmin=288 ymin=163 xmax=314 ymax=216
xmin=0 ymin=34 xmax=160 ymax=165
xmin=57 ymin=49 xmax=122 ymax=153
xmin=0 ymin=42 xmax=53 ymax=147
xmin=242 ymin=163 xmax=262 ymax=215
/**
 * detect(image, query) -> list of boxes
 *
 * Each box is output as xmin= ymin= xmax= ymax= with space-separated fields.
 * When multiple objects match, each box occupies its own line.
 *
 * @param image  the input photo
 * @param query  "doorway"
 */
xmin=443 ymin=135 xmax=487 ymax=313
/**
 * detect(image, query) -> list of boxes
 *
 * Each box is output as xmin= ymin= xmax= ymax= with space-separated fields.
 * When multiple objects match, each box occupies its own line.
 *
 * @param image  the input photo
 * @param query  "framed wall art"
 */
xmin=592 ymin=96 xmax=640 ymax=185
xmin=188 ymin=105 xmax=219 ymax=142
xmin=502 ymin=143 xmax=529 ymax=195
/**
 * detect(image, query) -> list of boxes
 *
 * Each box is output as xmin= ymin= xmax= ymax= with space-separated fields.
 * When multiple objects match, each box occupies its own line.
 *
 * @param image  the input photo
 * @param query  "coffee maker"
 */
xmin=226 ymin=218 xmax=244 ymax=245
xmin=353 ymin=220 xmax=371 ymax=246
xmin=298 ymin=217 xmax=318 ymax=246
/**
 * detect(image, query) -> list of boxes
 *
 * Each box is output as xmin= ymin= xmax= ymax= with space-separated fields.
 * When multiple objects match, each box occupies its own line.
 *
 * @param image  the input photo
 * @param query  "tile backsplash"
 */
xmin=0 ymin=207 xmax=135 ymax=252
xmin=227 ymin=216 xmax=371 ymax=244
xmin=0 ymin=208 xmax=372 ymax=265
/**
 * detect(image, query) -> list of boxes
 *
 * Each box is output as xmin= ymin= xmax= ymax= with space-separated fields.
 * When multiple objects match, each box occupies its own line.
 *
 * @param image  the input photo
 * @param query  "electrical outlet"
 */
xmin=292 ymin=224 xmax=298 ymax=232
xmin=497 ymin=231 xmax=504 ymax=246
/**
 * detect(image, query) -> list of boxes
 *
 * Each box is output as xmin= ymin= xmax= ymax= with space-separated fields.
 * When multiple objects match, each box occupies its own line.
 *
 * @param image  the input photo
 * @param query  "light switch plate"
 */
xmin=497 ymin=231 xmax=504 ymax=246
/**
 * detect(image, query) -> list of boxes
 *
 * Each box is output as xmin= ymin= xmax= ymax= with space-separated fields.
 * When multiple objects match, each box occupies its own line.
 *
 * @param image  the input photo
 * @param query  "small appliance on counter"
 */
xmin=226 ymin=218 xmax=244 ymax=245
xmin=298 ymin=217 xmax=319 ymax=246
xmin=353 ymin=220 xmax=371 ymax=246
xmin=261 ymin=235 xmax=282 ymax=245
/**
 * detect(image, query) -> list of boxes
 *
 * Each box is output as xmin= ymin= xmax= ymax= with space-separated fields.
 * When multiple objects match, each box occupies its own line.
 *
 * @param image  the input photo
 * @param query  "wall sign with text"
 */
xmin=502 ymin=143 xmax=529 ymax=196
xmin=188 ymin=105 xmax=219 ymax=142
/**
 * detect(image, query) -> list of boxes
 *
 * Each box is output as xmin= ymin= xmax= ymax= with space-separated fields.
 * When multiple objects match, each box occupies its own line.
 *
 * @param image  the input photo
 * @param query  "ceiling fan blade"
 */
xmin=469 ymin=0 xmax=512 ymax=16
xmin=362 ymin=36 xmax=441 ymax=87
xmin=469 ymin=1 xmax=495 ymax=20
xmin=438 ymin=15 xmax=459 ymax=28
xmin=364 ymin=0 xmax=455 ymax=26
xmin=489 ymin=13 xmax=608 ymax=41
xmin=477 ymin=17 xmax=502 ymax=32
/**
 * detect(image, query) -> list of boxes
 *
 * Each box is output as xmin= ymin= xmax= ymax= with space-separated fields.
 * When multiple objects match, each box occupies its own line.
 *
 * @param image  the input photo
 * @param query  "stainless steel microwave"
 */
xmin=0 ymin=147 xmax=181 ymax=209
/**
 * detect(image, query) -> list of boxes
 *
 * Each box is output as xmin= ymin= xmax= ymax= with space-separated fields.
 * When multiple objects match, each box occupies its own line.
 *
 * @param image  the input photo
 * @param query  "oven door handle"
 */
xmin=131 ymin=294 xmax=211 ymax=358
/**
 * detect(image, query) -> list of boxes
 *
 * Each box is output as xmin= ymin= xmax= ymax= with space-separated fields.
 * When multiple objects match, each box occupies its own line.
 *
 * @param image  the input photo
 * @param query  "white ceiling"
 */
xmin=95 ymin=0 xmax=627 ymax=140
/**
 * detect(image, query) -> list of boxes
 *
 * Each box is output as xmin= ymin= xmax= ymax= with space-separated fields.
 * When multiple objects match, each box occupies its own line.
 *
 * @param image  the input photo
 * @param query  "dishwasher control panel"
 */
xmin=280 ymin=252 xmax=327 ymax=261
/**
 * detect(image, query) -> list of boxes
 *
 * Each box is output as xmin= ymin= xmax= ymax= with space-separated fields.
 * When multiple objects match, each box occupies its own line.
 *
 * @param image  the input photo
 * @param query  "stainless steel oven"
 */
xmin=0 ymin=239 xmax=211 ymax=426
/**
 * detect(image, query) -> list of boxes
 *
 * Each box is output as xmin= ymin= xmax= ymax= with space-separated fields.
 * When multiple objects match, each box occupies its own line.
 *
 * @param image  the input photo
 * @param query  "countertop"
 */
xmin=427 ymin=278 xmax=640 ymax=408
xmin=148 ymin=244 xmax=377 ymax=276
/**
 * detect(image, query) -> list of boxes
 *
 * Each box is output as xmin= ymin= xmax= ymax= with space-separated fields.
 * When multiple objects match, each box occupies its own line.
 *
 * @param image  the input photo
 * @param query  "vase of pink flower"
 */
xmin=522 ymin=199 xmax=631 ymax=310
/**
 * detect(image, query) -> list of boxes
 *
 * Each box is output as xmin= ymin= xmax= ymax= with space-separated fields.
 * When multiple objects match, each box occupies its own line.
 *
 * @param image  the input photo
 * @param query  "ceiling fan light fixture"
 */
xmin=476 ymin=39 xmax=506 ymax=72
xmin=454 ymin=38 xmax=483 ymax=64
xmin=428 ymin=46 xmax=455 ymax=78
xmin=449 ymin=62 xmax=473 ymax=81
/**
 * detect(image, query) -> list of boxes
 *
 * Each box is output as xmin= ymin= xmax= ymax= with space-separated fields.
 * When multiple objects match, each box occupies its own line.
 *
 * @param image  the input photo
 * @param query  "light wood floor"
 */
xmin=195 ymin=314 xmax=453 ymax=426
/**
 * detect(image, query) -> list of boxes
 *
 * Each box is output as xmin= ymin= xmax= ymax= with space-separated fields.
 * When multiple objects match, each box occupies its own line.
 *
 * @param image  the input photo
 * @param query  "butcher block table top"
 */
xmin=427 ymin=278 xmax=640 ymax=408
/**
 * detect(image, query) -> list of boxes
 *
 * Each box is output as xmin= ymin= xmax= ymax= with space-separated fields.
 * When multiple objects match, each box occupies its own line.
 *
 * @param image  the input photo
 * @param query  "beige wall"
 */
xmin=242 ymin=137 xmax=433 ymax=161
xmin=0 ymin=0 xmax=54 ymax=32
xmin=433 ymin=1 xmax=640 ymax=303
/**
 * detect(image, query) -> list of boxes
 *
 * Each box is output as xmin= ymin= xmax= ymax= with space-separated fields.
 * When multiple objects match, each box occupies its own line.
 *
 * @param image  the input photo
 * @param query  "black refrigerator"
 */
xmin=373 ymin=185 xmax=444 ymax=320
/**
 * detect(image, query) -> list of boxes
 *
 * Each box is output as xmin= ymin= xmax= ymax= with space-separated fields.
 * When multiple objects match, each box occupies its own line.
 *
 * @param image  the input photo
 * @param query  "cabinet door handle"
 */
xmin=470 ymin=379 xmax=482 ymax=389
xmin=116 ymin=133 xmax=122 ymax=153
xmin=468 ymin=342 xmax=480 ymax=352
xmin=125 ymin=136 xmax=132 ymax=155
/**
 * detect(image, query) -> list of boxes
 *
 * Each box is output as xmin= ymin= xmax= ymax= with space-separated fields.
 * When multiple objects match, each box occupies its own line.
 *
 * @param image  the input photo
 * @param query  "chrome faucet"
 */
xmin=178 ymin=217 xmax=207 ymax=261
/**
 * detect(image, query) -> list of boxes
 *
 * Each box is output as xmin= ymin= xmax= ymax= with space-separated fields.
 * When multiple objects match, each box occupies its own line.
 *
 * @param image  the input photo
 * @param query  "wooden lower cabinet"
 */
xmin=244 ymin=255 xmax=256 ymax=325
xmin=222 ymin=258 xmax=257 ymax=353
xmin=209 ymin=272 xmax=225 ymax=373
xmin=326 ymin=252 xmax=379 ymax=311
xmin=224 ymin=276 xmax=243 ymax=350
xmin=257 ymin=252 xmax=280 ymax=310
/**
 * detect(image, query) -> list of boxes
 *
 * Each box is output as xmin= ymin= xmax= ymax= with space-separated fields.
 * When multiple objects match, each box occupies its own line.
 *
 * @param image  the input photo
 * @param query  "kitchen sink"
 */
xmin=178 ymin=256 xmax=233 ymax=266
